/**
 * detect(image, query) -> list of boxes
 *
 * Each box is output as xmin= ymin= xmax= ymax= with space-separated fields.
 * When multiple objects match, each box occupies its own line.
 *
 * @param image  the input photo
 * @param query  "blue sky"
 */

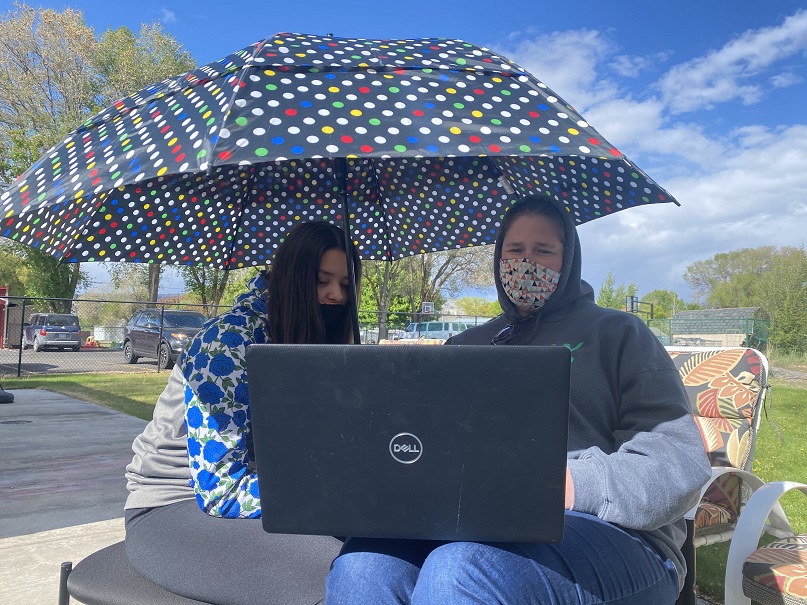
xmin=7 ymin=0 xmax=807 ymax=302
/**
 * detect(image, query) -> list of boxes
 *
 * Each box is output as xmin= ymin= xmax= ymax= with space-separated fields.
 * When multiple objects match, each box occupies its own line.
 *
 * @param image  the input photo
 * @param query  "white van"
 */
xmin=400 ymin=321 xmax=471 ymax=341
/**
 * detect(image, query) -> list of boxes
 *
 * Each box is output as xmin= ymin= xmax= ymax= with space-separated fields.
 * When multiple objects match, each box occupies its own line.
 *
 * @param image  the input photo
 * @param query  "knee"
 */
xmin=326 ymin=551 xmax=417 ymax=605
xmin=413 ymin=542 xmax=504 ymax=603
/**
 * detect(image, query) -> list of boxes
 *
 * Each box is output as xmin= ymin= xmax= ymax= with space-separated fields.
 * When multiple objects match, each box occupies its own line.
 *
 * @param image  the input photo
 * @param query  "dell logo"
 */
xmin=389 ymin=433 xmax=423 ymax=464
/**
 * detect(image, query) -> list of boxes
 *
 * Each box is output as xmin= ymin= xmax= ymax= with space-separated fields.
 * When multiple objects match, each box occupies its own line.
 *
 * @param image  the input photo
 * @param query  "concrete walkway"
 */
xmin=0 ymin=389 xmax=146 ymax=604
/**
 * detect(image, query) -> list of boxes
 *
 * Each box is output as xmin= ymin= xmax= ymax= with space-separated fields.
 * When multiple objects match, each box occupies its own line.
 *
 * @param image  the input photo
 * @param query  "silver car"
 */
xmin=23 ymin=313 xmax=82 ymax=352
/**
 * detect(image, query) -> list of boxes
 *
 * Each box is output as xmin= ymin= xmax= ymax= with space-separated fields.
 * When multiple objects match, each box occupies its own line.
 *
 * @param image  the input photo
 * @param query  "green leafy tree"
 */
xmin=358 ymin=285 xmax=411 ymax=331
xmin=106 ymin=264 xmax=173 ymax=304
xmin=94 ymin=23 xmax=194 ymax=104
xmin=596 ymin=270 xmax=638 ymax=311
xmin=15 ymin=247 xmax=89 ymax=311
xmin=0 ymin=5 xmax=195 ymax=301
xmin=180 ymin=266 xmax=231 ymax=317
xmin=0 ymin=244 xmax=26 ymax=296
xmin=360 ymin=259 xmax=409 ymax=340
xmin=642 ymin=289 xmax=698 ymax=319
xmin=0 ymin=4 xmax=99 ymax=181
xmin=218 ymin=268 xmax=261 ymax=310
xmin=454 ymin=296 xmax=501 ymax=318
xmin=755 ymin=248 xmax=807 ymax=353
xmin=683 ymin=246 xmax=807 ymax=353
xmin=358 ymin=246 xmax=493 ymax=339
xmin=683 ymin=247 xmax=779 ymax=308
xmin=92 ymin=22 xmax=195 ymax=301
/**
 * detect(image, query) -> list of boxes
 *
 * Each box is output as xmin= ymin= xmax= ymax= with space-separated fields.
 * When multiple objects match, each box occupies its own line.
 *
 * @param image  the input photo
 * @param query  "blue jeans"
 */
xmin=325 ymin=511 xmax=679 ymax=605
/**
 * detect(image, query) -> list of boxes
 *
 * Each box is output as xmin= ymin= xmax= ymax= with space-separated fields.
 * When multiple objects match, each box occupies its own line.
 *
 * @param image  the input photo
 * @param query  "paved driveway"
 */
xmin=0 ymin=347 xmax=165 ymax=376
xmin=0 ymin=389 xmax=147 ymax=538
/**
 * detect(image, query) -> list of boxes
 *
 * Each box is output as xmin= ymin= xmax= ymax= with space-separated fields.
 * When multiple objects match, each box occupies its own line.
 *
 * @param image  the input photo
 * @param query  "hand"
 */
xmin=564 ymin=467 xmax=574 ymax=509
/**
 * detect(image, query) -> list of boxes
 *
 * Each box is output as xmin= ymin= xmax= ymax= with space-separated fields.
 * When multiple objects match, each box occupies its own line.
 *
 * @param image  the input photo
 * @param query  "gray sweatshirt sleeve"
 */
xmin=566 ymin=333 xmax=712 ymax=531
xmin=125 ymin=364 xmax=194 ymax=509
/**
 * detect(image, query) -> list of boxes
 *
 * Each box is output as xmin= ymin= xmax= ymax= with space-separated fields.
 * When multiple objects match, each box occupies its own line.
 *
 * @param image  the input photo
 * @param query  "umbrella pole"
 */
xmin=335 ymin=157 xmax=361 ymax=345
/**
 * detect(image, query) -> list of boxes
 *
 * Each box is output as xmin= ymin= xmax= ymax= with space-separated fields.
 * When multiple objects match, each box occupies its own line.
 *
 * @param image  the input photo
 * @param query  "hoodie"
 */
xmin=447 ymin=196 xmax=711 ymax=589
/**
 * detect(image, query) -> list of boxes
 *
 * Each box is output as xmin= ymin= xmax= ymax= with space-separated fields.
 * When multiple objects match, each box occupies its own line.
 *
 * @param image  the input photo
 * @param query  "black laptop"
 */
xmin=245 ymin=343 xmax=571 ymax=543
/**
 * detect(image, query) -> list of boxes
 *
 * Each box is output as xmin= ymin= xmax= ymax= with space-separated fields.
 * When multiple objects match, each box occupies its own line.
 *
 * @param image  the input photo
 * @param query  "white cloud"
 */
xmin=770 ymin=71 xmax=803 ymax=88
xmin=159 ymin=9 xmax=177 ymax=25
xmin=579 ymin=124 xmax=807 ymax=298
xmin=658 ymin=10 xmax=807 ymax=113
xmin=497 ymin=29 xmax=621 ymax=111
xmin=611 ymin=52 xmax=671 ymax=78
xmin=492 ymin=16 xmax=807 ymax=299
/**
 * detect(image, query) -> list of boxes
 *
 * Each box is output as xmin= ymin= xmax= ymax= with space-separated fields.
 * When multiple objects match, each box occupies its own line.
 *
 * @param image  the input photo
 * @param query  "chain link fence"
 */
xmin=647 ymin=317 xmax=770 ymax=349
xmin=0 ymin=296 xmax=494 ymax=376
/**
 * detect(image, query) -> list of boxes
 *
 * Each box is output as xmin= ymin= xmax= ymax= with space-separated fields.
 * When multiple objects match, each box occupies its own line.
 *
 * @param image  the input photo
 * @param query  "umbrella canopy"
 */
xmin=0 ymin=33 xmax=678 ymax=267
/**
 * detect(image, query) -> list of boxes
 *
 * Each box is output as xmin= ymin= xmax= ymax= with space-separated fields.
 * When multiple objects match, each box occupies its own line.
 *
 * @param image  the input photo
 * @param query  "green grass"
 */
xmin=3 ymin=370 xmax=806 ymax=604
xmin=767 ymin=350 xmax=807 ymax=371
xmin=695 ymin=378 xmax=807 ymax=603
xmin=1 ymin=372 xmax=170 ymax=420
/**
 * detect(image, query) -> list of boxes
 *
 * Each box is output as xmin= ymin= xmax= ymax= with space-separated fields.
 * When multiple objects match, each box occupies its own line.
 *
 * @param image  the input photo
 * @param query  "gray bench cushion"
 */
xmin=67 ymin=541 xmax=213 ymax=605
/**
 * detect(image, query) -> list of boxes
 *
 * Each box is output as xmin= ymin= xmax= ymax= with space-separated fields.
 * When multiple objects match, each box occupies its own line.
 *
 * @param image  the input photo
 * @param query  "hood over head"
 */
xmin=494 ymin=194 xmax=594 ymax=326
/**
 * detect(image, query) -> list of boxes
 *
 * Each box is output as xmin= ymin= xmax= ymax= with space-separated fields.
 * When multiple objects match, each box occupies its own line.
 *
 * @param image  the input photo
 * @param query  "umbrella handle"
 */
xmin=334 ymin=157 xmax=362 ymax=344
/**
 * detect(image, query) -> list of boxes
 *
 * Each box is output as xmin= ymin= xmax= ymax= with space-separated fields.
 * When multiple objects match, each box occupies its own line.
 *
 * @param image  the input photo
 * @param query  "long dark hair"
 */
xmin=266 ymin=221 xmax=361 ymax=344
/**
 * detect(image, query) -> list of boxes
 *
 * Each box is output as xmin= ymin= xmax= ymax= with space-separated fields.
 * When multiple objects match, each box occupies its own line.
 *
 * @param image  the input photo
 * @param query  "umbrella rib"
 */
xmin=205 ymin=38 xmax=273 ymax=173
xmin=367 ymin=159 xmax=394 ymax=261
xmin=222 ymin=166 xmax=260 ymax=270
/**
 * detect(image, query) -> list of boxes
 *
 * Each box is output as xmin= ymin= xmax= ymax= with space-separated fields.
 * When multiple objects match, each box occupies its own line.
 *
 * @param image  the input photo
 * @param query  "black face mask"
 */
xmin=320 ymin=304 xmax=349 ymax=343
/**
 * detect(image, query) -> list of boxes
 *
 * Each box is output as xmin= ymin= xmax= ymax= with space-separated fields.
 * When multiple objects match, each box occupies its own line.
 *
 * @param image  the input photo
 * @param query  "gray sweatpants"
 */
xmin=125 ymin=500 xmax=343 ymax=605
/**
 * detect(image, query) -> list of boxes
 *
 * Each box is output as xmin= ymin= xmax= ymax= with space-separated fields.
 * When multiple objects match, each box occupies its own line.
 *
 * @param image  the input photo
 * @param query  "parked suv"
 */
xmin=23 ymin=313 xmax=82 ymax=352
xmin=123 ymin=309 xmax=208 ymax=370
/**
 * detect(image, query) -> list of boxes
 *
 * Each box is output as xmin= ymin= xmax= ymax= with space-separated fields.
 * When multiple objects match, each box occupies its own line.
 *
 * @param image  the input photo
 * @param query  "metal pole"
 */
xmin=58 ymin=561 xmax=73 ymax=605
xmin=334 ymin=157 xmax=361 ymax=344
xmin=157 ymin=304 xmax=166 ymax=372
xmin=17 ymin=300 xmax=25 ymax=377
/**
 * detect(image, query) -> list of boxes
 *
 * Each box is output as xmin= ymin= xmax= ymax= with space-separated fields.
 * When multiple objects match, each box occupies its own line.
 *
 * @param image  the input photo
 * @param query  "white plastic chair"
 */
xmin=724 ymin=481 xmax=805 ymax=605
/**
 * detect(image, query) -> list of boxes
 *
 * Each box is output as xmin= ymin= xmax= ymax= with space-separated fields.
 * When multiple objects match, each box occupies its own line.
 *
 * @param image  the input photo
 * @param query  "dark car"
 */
xmin=123 ymin=309 xmax=208 ymax=369
xmin=23 ymin=313 xmax=82 ymax=352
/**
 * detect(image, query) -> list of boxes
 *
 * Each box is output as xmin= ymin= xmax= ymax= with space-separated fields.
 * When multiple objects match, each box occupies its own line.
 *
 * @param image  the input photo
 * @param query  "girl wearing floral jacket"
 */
xmin=124 ymin=221 xmax=360 ymax=605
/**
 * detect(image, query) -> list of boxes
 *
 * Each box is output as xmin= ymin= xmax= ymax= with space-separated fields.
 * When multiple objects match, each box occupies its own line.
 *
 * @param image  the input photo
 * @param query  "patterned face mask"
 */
xmin=499 ymin=258 xmax=561 ymax=312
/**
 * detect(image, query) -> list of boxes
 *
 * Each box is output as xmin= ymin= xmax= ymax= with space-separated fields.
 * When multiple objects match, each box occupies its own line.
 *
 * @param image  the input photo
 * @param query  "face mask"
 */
xmin=320 ymin=303 xmax=349 ymax=343
xmin=499 ymin=258 xmax=561 ymax=312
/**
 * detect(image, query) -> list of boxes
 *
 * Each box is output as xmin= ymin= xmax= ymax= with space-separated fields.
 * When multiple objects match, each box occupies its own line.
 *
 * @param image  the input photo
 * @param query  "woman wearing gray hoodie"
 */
xmin=325 ymin=195 xmax=711 ymax=605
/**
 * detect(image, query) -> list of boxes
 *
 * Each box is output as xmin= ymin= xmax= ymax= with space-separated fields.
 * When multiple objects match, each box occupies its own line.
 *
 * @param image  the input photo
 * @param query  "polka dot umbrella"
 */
xmin=1 ymin=32 xmax=678 ymax=268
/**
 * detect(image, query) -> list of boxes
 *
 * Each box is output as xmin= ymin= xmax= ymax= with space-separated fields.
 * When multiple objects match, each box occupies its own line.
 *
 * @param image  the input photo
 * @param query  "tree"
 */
xmin=642 ymin=289 xmax=698 ymax=320
xmin=683 ymin=246 xmax=807 ymax=353
xmin=0 ymin=4 xmax=99 ymax=181
xmin=94 ymin=23 xmax=194 ymax=104
xmin=92 ymin=22 xmax=195 ymax=302
xmin=0 ymin=244 xmax=26 ymax=296
xmin=15 ymin=247 xmax=89 ymax=311
xmin=453 ymin=296 xmax=501 ymax=318
xmin=360 ymin=259 xmax=409 ymax=340
xmin=106 ymin=263 xmax=177 ymax=303
xmin=0 ymin=5 xmax=195 ymax=301
xmin=180 ymin=266 xmax=231 ymax=316
xmin=755 ymin=248 xmax=807 ymax=353
xmin=596 ymin=270 xmax=638 ymax=311
xmin=358 ymin=246 xmax=494 ymax=339
xmin=683 ymin=247 xmax=778 ymax=308
xmin=218 ymin=268 xmax=261 ymax=309
xmin=400 ymin=247 xmax=494 ymax=318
